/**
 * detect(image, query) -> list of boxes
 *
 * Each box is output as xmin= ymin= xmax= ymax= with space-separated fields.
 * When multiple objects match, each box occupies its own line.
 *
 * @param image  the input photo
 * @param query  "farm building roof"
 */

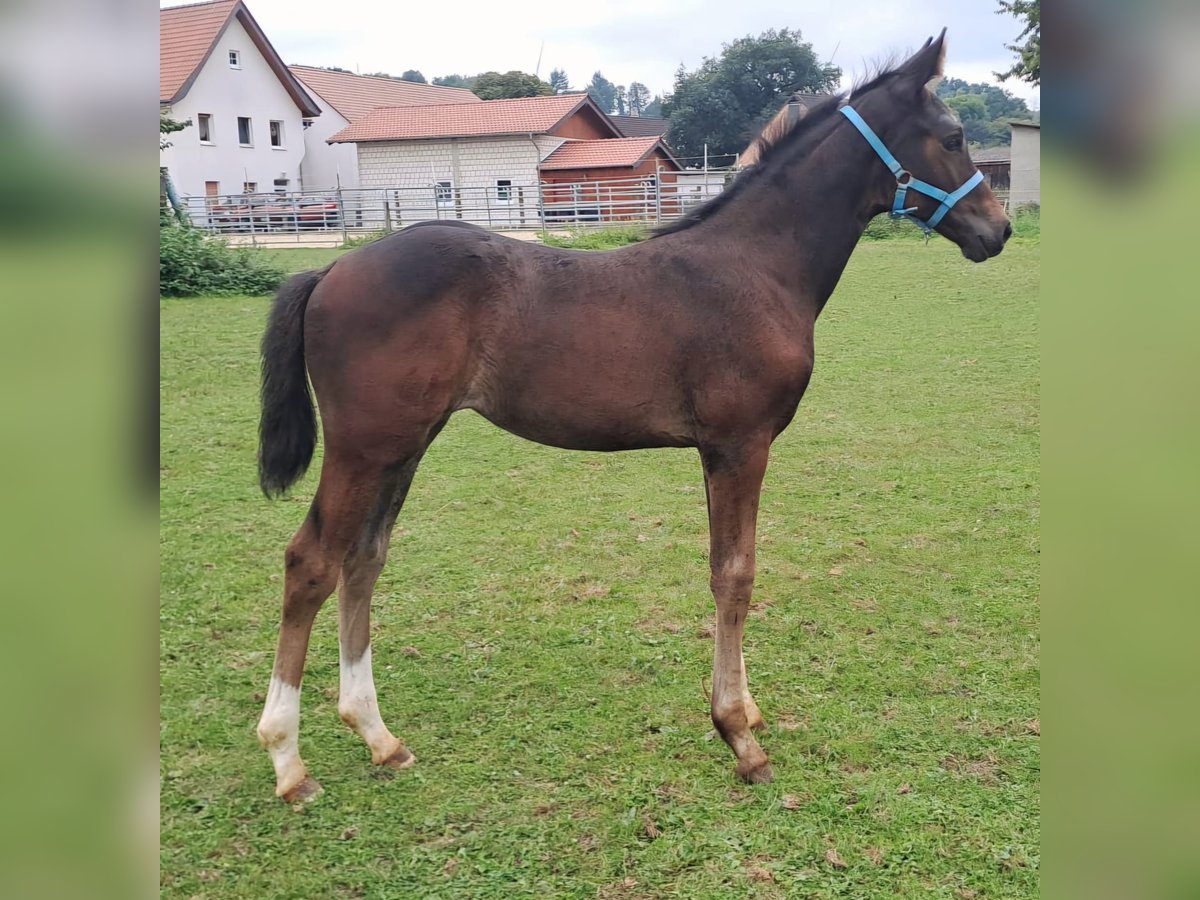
xmin=609 ymin=115 xmax=669 ymax=138
xmin=328 ymin=94 xmax=618 ymax=143
xmin=289 ymin=66 xmax=481 ymax=123
xmin=539 ymin=137 xmax=680 ymax=171
xmin=972 ymin=147 xmax=1012 ymax=163
xmin=160 ymin=0 xmax=320 ymax=116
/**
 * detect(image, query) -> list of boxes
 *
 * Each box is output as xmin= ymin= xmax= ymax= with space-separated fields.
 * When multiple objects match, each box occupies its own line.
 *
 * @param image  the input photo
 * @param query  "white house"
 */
xmin=159 ymin=0 xmax=321 ymax=201
xmin=287 ymin=66 xmax=480 ymax=192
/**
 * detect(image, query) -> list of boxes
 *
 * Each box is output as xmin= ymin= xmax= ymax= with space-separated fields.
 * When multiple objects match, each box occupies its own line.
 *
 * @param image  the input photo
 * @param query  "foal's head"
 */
xmin=852 ymin=32 xmax=1012 ymax=261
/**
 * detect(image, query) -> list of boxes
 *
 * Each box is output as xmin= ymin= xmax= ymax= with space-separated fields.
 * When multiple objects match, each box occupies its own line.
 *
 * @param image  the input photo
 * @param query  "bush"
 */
xmin=860 ymin=204 xmax=1041 ymax=243
xmin=1010 ymin=204 xmax=1040 ymax=239
xmin=341 ymin=230 xmax=388 ymax=249
xmin=541 ymin=226 xmax=647 ymax=250
xmin=860 ymin=214 xmax=925 ymax=242
xmin=159 ymin=224 xmax=286 ymax=297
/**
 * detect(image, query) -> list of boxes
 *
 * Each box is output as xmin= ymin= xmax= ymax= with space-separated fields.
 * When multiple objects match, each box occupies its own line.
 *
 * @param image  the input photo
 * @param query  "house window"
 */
xmin=434 ymin=181 xmax=453 ymax=207
xmin=495 ymin=179 xmax=513 ymax=203
xmin=273 ymin=177 xmax=289 ymax=194
xmin=243 ymin=182 xmax=257 ymax=194
xmin=228 ymin=50 xmax=241 ymax=68
xmin=197 ymin=113 xmax=213 ymax=144
xmin=269 ymin=120 xmax=284 ymax=148
xmin=237 ymin=117 xmax=252 ymax=146
xmin=205 ymin=181 xmax=220 ymax=205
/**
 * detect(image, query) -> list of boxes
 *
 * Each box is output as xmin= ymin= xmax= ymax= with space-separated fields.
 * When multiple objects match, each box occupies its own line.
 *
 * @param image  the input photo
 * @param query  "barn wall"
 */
xmin=296 ymin=91 xmax=357 ymax=191
xmin=551 ymin=106 xmax=619 ymax=140
xmin=1009 ymin=124 xmax=1040 ymax=207
xmin=355 ymin=135 xmax=547 ymax=226
xmin=977 ymin=161 xmax=1010 ymax=191
xmin=357 ymin=136 xmax=539 ymax=188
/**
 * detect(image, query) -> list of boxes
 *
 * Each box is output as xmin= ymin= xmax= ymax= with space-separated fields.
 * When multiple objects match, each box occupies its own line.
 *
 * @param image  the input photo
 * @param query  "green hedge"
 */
xmin=540 ymin=226 xmax=648 ymax=250
xmin=160 ymin=224 xmax=286 ymax=297
xmin=862 ymin=204 xmax=1040 ymax=242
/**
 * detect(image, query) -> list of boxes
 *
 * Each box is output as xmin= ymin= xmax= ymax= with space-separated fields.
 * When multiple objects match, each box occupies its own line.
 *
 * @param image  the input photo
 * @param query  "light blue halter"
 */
xmin=839 ymin=105 xmax=985 ymax=236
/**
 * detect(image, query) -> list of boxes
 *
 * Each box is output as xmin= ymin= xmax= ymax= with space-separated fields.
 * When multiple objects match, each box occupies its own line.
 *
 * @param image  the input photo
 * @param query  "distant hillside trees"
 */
xmin=935 ymin=78 xmax=1034 ymax=146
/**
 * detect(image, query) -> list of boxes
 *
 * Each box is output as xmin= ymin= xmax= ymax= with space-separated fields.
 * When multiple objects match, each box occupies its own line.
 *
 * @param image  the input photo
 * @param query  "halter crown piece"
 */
xmin=839 ymin=105 xmax=985 ymax=237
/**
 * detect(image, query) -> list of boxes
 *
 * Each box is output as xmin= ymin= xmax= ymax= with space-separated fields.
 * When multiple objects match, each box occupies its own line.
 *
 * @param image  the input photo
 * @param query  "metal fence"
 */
xmin=181 ymin=172 xmax=736 ymax=242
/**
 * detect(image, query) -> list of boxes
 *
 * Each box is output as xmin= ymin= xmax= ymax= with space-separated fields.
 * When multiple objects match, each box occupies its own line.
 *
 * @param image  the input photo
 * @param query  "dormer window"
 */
xmin=228 ymin=50 xmax=241 ymax=68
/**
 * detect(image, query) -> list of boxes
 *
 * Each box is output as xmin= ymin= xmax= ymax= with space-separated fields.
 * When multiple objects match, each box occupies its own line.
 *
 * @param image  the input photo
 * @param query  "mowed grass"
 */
xmin=161 ymin=238 xmax=1039 ymax=899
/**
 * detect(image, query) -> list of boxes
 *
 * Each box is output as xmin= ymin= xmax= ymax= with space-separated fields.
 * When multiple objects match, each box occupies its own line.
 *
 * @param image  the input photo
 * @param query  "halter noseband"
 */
xmin=839 ymin=104 xmax=984 ymax=237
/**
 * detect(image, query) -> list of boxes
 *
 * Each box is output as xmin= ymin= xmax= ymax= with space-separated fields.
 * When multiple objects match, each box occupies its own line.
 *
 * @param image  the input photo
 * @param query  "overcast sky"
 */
xmin=166 ymin=0 xmax=1039 ymax=109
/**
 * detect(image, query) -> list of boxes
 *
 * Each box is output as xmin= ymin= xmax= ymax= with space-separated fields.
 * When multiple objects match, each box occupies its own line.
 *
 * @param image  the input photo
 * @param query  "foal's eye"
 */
xmin=943 ymin=134 xmax=964 ymax=152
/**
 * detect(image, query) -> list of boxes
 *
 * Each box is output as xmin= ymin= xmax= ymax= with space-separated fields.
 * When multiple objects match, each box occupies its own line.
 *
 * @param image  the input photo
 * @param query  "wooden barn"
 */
xmin=972 ymin=146 xmax=1012 ymax=192
xmin=539 ymin=136 xmax=681 ymax=222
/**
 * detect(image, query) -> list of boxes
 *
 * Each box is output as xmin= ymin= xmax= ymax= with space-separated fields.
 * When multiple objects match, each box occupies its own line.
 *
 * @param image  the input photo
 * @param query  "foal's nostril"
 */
xmin=1003 ymin=222 xmax=1013 ymax=242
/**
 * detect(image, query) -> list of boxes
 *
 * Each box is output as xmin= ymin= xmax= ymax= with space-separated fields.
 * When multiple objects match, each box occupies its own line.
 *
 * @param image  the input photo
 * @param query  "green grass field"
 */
xmin=161 ymin=237 xmax=1039 ymax=898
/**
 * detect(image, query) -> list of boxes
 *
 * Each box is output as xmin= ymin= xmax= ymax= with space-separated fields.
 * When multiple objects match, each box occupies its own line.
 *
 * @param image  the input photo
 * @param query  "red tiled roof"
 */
xmin=540 ymin=137 xmax=678 ymax=171
xmin=160 ymin=0 xmax=320 ymax=116
xmin=160 ymin=0 xmax=239 ymax=103
xmin=289 ymin=66 xmax=480 ymax=123
xmin=329 ymin=94 xmax=599 ymax=143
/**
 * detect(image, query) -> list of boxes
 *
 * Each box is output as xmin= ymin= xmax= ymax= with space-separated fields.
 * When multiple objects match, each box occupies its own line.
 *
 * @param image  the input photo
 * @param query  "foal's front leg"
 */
xmin=701 ymin=440 xmax=773 ymax=784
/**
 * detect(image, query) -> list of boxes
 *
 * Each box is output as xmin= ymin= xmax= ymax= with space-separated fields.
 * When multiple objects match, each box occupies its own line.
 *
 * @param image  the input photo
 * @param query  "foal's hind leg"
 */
xmin=701 ymin=438 xmax=774 ymax=784
xmin=337 ymin=457 xmax=424 ymax=770
xmin=256 ymin=455 xmax=382 ymax=802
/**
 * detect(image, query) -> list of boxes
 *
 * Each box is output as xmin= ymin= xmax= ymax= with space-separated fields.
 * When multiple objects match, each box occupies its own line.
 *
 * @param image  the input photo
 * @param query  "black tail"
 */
xmin=258 ymin=265 xmax=331 ymax=497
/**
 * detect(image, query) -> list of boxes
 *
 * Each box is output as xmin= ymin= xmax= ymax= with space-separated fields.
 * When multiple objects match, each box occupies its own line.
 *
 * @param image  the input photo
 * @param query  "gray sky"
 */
xmin=167 ymin=0 xmax=1039 ymax=108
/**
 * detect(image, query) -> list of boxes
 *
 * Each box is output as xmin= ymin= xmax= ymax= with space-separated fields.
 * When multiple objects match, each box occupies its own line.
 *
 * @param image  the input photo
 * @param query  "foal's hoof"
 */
xmin=381 ymin=744 xmax=416 ymax=770
xmin=281 ymin=774 xmax=323 ymax=804
xmin=736 ymin=758 xmax=775 ymax=785
xmin=749 ymin=716 xmax=769 ymax=732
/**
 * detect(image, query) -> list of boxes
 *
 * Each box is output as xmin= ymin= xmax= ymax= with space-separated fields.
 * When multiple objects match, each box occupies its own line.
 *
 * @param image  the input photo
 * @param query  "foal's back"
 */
xmin=304 ymin=224 xmax=813 ymax=454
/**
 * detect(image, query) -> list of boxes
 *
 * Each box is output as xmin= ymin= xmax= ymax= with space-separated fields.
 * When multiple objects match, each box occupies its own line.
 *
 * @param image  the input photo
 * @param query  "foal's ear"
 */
xmin=896 ymin=28 xmax=947 ymax=95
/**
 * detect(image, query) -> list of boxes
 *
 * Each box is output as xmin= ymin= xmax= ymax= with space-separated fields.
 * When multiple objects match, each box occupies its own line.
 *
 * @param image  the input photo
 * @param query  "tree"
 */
xmin=943 ymin=94 xmax=996 ymax=146
xmin=614 ymin=85 xmax=628 ymax=116
xmin=661 ymin=28 xmax=841 ymax=160
xmin=549 ymin=68 xmax=571 ymax=94
xmin=936 ymin=77 xmax=1033 ymax=146
xmin=644 ymin=94 xmax=664 ymax=117
xmin=160 ymin=113 xmax=192 ymax=223
xmin=399 ymin=69 xmax=427 ymax=84
xmin=433 ymin=73 xmax=476 ymax=90
xmin=159 ymin=111 xmax=190 ymax=151
xmin=627 ymin=82 xmax=650 ymax=116
xmin=587 ymin=71 xmax=617 ymax=114
xmin=996 ymin=0 xmax=1039 ymax=85
xmin=472 ymin=70 xmax=554 ymax=99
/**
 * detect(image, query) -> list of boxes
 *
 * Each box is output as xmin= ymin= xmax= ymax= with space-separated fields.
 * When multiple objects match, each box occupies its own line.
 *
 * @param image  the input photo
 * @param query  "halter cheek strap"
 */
xmin=839 ymin=105 xmax=985 ymax=236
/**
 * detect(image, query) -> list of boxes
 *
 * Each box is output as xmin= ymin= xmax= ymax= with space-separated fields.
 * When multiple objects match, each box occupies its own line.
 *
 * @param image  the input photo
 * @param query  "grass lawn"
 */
xmin=161 ymin=237 xmax=1039 ymax=898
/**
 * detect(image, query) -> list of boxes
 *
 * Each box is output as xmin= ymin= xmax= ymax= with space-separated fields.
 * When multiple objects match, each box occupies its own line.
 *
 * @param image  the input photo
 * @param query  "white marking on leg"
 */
xmin=256 ymin=677 xmax=307 ymax=797
xmin=739 ymin=647 xmax=764 ymax=725
xmin=339 ymin=646 xmax=407 ymax=764
xmin=713 ymin=627 xmax=757 ymax=758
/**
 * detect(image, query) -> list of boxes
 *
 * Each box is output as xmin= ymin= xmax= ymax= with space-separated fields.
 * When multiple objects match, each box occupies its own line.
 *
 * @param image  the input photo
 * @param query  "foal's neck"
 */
xmin=699 ymin=111 xmax=892 ymax=314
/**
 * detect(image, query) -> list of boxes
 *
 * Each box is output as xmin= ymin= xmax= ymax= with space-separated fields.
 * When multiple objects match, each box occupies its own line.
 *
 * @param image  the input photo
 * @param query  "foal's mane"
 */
xmin=651 ymin=64 xmax=903 ymax=238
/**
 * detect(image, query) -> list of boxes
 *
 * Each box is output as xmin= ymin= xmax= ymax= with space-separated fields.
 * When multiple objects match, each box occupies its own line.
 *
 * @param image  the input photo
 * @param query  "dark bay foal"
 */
xmin=255 ymin=32 xmax=1011 ymax=801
